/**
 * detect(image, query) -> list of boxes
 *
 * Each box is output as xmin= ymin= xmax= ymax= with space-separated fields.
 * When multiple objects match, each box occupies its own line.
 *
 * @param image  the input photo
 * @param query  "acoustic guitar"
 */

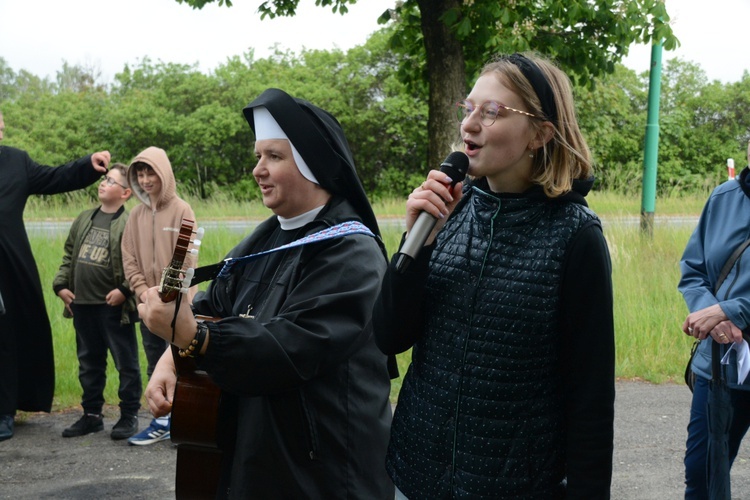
xmin=158 ymin=218 xmax=223 ymax=499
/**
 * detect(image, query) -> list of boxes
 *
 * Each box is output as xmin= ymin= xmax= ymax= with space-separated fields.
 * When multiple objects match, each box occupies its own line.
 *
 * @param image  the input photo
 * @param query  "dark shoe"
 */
xmin=0 ymin=414 xmax=13 ymax=441
xmin=111 ymin=415 xmax=138 ymax=440
xmin=62 ymin=414 xmax=103 ymax=438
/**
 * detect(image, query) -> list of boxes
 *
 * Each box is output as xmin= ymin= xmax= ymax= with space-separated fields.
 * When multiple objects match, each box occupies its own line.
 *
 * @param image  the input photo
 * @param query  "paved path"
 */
xmin=2 ymin=380 xmax=750 ymax=499
xmin=613 ymin=381 xmax=750 ymax=499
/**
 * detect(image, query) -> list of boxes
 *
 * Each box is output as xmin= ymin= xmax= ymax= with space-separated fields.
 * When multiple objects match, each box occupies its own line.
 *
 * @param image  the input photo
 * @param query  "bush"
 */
xmin=371 ymin=166 xmax=426 ymax=200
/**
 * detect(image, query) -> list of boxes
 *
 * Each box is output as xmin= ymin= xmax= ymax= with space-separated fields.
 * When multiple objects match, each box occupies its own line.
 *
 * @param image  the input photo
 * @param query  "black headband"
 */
xmin=506 ymin=53 xmax=558 ymax=124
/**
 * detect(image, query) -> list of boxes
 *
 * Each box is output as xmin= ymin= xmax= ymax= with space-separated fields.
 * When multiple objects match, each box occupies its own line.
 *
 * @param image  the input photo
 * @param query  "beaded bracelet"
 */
xmin=178 ymin=322 xmax=208 ymax=358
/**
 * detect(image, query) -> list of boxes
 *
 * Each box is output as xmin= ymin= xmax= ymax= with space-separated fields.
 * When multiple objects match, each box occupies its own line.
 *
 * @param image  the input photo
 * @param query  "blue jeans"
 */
xmin=684 ymin=375 xmax=750 ymax=499
xmin=71 ymin=304 xmax=142 ymax=416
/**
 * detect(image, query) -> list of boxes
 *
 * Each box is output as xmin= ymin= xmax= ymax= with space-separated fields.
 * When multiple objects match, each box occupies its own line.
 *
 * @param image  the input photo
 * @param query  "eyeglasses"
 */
xmin=103 ymin=175 xmax=128 ymax=189
xmin=455 ymin=99 xmax=537 ymax=127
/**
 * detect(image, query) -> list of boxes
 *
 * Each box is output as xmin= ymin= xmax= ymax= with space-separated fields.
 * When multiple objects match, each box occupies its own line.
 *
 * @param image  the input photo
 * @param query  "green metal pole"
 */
xmin=641 ymin=41 xmax=663 ymax=237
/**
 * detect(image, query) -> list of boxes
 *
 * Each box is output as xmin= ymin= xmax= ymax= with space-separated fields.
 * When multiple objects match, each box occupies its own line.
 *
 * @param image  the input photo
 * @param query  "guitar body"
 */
xmin=159 ymin=219 xmax=223 ymax=499
xmin=171 ymin=345 xmax=223 ymax=500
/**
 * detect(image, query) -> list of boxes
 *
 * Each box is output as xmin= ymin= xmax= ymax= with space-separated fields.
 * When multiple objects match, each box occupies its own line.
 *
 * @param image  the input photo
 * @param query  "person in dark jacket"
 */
xmin=374 ymin=53 xmax=615 ymax=499
xmin=53 ymin=163 xmax=142 ymax=440
xmin=0 ymin=109 xmax=110 ymax=442
xmin=137 ymin=89 xmax=394 ymax=498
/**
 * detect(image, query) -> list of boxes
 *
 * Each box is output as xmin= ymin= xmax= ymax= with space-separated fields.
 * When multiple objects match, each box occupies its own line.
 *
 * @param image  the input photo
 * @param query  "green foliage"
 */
xmin=1 ymin=30 xmax=429 ymax=199
xmin=384 ymin=0 xmax=678 ymax=88
xmin=606 ymin=223 xmax=695 ymax=383
xmin=575 ymin=65 xmax=648 ymax=193
xmin=163 ymin=0 xmax=680 ymax=170
xmin=1 ymin=25 xmax=748 ymax=197
xmin=372 ymin=166 xmax=426 ymax=201
xmin=575 ymin=60 xmax=750 ymax=195
xmin=176 ymin=0 xmax=233 ymax=9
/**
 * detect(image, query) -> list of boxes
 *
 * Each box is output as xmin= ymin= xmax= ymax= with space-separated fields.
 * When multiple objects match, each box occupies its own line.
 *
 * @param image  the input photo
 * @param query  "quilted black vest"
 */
xmin=387 ymin=185 xmax=600 ymax=499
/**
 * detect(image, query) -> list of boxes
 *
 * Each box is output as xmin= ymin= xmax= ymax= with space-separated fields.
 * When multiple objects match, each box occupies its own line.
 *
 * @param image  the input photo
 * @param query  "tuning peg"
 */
xmin=193 ymin=227 xmax=205 ymax=247
xmin=180 ymin=268 xmax=195 ymax=293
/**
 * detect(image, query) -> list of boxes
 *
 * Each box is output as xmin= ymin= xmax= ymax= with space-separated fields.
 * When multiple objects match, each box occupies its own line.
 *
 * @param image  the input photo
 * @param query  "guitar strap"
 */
xmin=189 ymin=220 xmax=376 ymax=286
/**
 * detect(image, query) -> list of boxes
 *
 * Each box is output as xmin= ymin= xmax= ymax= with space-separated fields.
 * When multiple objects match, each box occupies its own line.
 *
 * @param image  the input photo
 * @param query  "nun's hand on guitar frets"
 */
xmin=137 ymin=286 xmax=198 ymax=349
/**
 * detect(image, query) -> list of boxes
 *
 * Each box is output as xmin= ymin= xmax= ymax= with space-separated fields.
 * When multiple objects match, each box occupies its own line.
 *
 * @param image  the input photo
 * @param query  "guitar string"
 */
xmin=170 ymin=291 xmax=183 ymax=345
xmin=167 ymin=225 xmax=192 ymax=346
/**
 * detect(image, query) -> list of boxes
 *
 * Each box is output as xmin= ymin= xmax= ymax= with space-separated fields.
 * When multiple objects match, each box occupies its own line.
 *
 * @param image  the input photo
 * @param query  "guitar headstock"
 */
xmin=158 ymin=218 xmax=204 ymax=303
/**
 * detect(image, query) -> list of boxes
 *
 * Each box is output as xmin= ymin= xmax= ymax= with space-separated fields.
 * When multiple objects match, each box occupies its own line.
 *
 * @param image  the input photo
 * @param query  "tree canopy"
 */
xmin=173 ymin=0 xmax=678 ymax=169
xmin=2 ymin=36 xmax=748 ymax=205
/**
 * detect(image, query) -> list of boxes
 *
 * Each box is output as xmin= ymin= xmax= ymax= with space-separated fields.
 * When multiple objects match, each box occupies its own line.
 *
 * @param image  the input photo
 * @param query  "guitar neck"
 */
xmin=159 ymin=218 xmax=196 ymax=303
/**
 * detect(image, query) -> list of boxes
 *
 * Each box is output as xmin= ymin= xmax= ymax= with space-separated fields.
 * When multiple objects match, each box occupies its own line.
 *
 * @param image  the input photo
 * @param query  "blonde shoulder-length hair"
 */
xmin=478 ymin=53 xmax=592 ymax=198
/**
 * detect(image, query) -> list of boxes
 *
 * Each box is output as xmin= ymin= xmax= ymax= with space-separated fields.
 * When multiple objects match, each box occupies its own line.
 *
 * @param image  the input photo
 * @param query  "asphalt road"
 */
xmin=23 ymin=215 xmax=700 ymax=238
xmin=2 ymin=380 xmax=750 ymax=499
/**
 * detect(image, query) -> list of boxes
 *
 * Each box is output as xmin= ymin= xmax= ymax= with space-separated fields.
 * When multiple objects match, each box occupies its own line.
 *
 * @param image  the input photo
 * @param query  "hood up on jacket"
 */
xmin=127 ymin=146 xmax=177 ymax=209
xmin=242 ymin=88 xmax=381 ymax=237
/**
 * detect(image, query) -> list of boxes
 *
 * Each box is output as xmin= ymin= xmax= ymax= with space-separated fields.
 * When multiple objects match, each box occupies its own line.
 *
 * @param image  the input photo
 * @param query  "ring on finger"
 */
xmin=688 ymin=327 xmax=694 ymax=334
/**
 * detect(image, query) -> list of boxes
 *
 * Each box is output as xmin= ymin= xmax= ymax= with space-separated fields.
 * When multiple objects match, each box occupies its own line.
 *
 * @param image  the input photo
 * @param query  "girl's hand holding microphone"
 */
xmin=395 ymin=151 xmax=469 ymax=273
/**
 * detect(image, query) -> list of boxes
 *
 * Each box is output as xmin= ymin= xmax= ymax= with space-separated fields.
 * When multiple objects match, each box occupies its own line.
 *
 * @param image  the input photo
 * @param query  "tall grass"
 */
xmin=34 ymin=226 xmax=241 ymax=411
xmin=606 ymin=224 xmax=694 ymax=382
xmin=28 ymin=193 xmax=700 ymax=409
xmin=587 ymin=190 xmax=709 ymax=217
xmin=24 ymin=189 xmax=412 ymax=222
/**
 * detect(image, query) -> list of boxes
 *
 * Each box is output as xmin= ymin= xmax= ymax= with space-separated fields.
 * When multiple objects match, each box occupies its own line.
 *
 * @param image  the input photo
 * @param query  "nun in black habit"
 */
xmin=139 ymin=89 xmax=395 ymax=498
xmin=0 ymin=119 xmax=110 ymax=441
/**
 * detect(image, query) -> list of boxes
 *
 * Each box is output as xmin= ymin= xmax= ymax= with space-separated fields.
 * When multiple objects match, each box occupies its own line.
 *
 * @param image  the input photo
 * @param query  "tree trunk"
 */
xmin=416 ymin=0 xmax=467 ymax=170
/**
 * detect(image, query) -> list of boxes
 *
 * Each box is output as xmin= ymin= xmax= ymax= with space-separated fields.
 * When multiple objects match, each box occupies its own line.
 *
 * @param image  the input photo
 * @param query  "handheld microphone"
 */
xmin=394 ymin=151 xmax=469 ymax=273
